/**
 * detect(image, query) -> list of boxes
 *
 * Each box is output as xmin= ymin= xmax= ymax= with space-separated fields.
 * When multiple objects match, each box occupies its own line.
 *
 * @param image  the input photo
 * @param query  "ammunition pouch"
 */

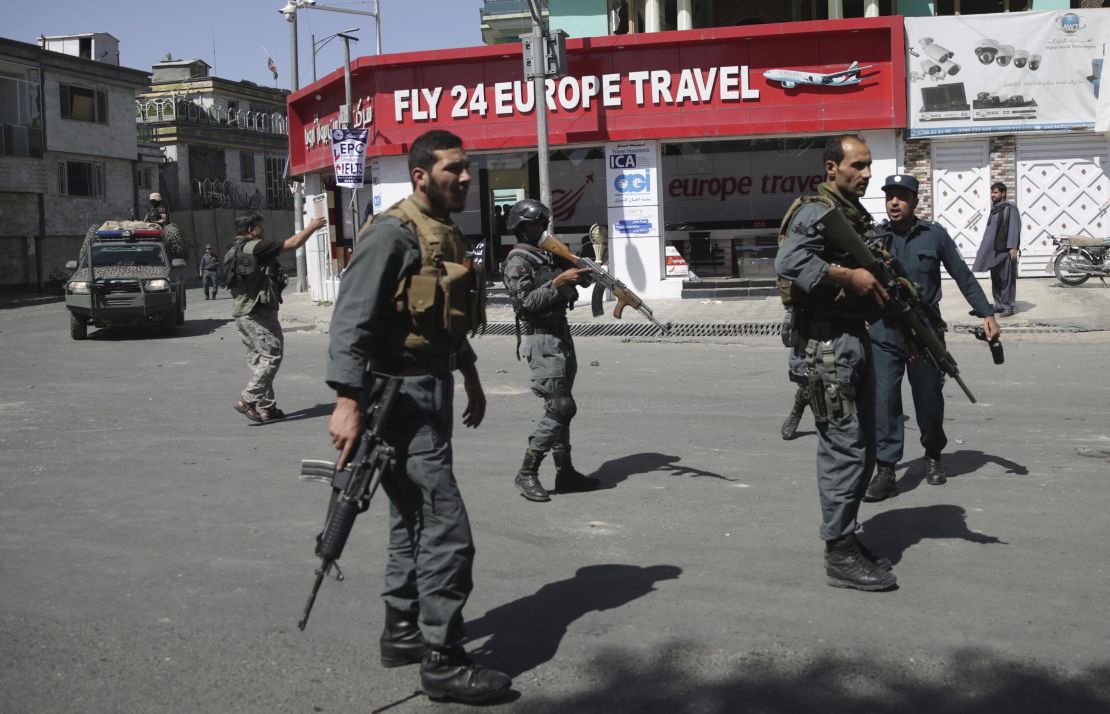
xmin=804 ymin=339 xmax=856 ymax=424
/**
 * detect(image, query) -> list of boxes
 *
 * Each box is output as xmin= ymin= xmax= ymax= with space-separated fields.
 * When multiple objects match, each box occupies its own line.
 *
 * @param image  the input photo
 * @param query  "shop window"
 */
xmin=240 ymin=151 xmax=256 ymax=182
xmin=60 ymin=84 xmax=108 ymax=124
xmin=58 ymin=160 xmax=105 ymax=197
xmin=0 ymin=65 xmax=43 ymax=157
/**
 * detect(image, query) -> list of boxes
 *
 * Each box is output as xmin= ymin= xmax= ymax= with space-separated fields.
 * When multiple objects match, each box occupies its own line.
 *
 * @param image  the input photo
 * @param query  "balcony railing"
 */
xmin=135 ymin=98 xmax=288 ymax=136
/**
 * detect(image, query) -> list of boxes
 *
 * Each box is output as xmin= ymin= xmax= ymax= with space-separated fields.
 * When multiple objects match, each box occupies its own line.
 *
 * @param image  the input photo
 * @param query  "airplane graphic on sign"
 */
xmin=764 ymin=61 xmax=874 ymax=89
xmin=552 ymin=173 xmax=594 ymax=221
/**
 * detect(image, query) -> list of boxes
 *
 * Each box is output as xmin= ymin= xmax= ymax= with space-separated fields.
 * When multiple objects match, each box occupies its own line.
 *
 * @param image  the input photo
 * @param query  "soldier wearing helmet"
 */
xmin=144 ymin=192 xmax=168 ymax=227
xmin=502 ymin=198 xmax=598 ymax=502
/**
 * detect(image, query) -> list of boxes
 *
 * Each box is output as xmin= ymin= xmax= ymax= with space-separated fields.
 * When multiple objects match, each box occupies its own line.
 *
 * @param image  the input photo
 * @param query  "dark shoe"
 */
xmin=204 ymin=294 xmax=210 ymax=300
xmin=552 ymin=447 xmax=600 ymax=493
xmin=863 ymin=463 xmax=898 ymax=502
xmin=780 ymin=402 xmax=806 ymax=440
xmin=233 ymin=399 xmax=262 ymax=423
xmin=996 ymin=309 xmax=1014 ymax=318
xmin=925 ymin=454 xmax=948 ymax=485
xmin=257 ymin=406 xmax=286 ymax=422
xmin=514 ymin=448 xmax=550 ymax=502
xmin=857 ymin=538 xmax=893 ymax=571
xmin=380 ymin=605 xmax=425 ymax=668
xmin=825 ymin=534 xmax=897 ymax=591
xmin=421 ymin=646 xmax=512 ymax=703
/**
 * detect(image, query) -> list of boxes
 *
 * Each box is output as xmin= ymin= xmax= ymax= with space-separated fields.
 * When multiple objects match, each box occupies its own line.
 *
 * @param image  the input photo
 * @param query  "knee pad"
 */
xmin=545 ymin=395 xmax=577 ymax=422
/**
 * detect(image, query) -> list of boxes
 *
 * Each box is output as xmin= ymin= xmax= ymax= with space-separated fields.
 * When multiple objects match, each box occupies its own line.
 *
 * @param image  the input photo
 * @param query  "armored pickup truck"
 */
xmin=65 ymin=221 xmax=187 ymax=339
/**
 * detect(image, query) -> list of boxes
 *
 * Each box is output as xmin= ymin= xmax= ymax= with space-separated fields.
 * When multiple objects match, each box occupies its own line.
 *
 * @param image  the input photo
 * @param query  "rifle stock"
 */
xmin=811 ymin=206 xmax=976 ymax=403
xmin=538 ymin=232 xmax=671 ymax=334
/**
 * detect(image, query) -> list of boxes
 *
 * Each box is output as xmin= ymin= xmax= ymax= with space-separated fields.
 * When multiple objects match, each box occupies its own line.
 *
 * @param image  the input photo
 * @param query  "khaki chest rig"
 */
xmin=376 ymin=197 xmax=486 ymax=355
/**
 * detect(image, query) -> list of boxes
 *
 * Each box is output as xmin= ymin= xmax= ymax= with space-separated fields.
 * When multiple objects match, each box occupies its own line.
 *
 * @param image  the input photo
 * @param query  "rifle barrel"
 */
xmin=297 ymin=567 xmax=328 ymax=630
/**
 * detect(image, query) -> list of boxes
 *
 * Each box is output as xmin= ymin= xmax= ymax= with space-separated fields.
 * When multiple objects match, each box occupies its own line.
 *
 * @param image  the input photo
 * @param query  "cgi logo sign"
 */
xmin=614 ymin=171 xmax=651 ymax=194
xmin=609 ymin=154 xmax=638 ymax=169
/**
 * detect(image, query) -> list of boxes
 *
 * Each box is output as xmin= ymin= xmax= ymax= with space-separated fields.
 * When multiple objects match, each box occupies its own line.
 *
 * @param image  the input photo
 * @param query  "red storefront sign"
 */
xmin=288 ymin=17 xmax=905 ymax=176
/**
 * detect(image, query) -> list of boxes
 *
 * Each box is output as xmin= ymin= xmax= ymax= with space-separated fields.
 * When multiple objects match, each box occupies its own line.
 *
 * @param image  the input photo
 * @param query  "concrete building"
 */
xmin=0 ymin=34 xmax=153 ymax=291
xmin=136 ymin=59 xmax=294 ymax=269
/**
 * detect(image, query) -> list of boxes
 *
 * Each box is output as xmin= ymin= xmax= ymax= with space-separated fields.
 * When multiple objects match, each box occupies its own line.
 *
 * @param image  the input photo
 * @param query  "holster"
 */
xmin=803 ymin=339 xmax=856 ymax=424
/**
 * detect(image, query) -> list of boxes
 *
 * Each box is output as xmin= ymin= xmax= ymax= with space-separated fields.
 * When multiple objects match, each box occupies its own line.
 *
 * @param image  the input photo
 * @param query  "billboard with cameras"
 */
xmin=906 ymin=9 xmax=1110 ymax=138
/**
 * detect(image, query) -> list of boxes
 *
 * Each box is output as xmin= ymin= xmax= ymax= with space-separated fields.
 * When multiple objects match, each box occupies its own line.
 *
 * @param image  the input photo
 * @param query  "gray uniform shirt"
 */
xmin=326 ymin=216 xmax=477 ymax=392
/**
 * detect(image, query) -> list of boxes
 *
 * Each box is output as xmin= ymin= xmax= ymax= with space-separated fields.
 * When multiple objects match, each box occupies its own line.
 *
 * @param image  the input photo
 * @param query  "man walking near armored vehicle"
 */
xmin=326 ymin=130 xmax=511 ymax=703
xmin=864 ymin=175 xmax=1000 ymax=502
xmin=775 ymin=135 xmax=896 ymax=592
xmin=503 ymin=199 xmax=600 ymax=503
xmin=973 ymin=182 xmax=1021 ymax=318
xmin=200 ymin=244 xmax=220 ymax=300
xmin=229 ymin=212 xmax=324 ymax=423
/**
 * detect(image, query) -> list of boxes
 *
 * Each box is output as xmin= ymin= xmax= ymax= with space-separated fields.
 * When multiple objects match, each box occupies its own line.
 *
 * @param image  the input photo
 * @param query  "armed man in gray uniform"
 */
xmin=775 ymin=135 xmax=896 ymax=592
xmin=502 ymin=199 xmax=599 ymax=502
xmin=326 ymin=130 xmax=511 ymax=703
xmin=863 ymin=174 xmax=1000 ymax=502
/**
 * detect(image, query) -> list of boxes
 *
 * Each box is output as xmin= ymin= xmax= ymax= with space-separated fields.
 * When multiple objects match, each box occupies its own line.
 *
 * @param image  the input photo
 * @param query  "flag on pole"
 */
xmin=263 ymin=47 xmax=279 ymax=79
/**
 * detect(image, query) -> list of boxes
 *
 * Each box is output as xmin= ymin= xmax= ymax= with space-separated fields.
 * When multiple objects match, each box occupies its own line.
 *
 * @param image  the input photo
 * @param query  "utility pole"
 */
xmin=339 ymin=31 xmax=361 ymax=244
xmin=284 ymin=7 xmax=308 ymax=293
xmin=526 ymin=0 xmax=551 ymax=221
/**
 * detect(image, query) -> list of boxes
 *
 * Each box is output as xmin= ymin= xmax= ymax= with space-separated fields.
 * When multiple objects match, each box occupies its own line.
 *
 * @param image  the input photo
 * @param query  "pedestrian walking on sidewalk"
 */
xmin=503 ymin=199 xmax=599 ymax=503
xmin=864 ymin=174 xmax=1000 ymax=503
xmin=229 ymin=212 xmax=325 ymax=423
xmin=973 ymin=182 xmax=1021 ymax=318
xmin=775 ymin=135 xmax=896 ymax=593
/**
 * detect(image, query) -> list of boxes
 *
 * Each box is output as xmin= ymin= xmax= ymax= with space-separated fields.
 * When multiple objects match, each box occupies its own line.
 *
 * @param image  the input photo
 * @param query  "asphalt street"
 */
xmin=2 ymin=288 xmax=1109 ymax=714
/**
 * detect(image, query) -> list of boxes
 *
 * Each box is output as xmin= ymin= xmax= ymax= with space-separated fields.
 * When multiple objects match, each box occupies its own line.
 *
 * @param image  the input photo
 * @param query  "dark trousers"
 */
xmin=524 ymin=327 xmax=578 ymax=453
xmin=990 ymin=256 xmax=1016 ymax=311
xmin=379 ymin=373 xmax=475 ymax=648
xmin=873 ymin=341 xmax=947 ymax=465
xmin=202 ymin=271 xmax=219 ymax=296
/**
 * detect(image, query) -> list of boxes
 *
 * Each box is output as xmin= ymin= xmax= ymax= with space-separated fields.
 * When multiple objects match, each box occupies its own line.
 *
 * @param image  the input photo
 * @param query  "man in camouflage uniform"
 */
xmin=775 ymin=135 xmax=896 ymax=592
xmin=229 ymin=211 xmax=324 ymax=423
xmin=327 ymin=130 xmax=511 ymax=704
xmin=502 ymin=199 xmax=599 ymax=502
xmin=200 ymin=244 xmax=220 ymax=300
xmin=144 ymin=192 xmax=168 ymax=226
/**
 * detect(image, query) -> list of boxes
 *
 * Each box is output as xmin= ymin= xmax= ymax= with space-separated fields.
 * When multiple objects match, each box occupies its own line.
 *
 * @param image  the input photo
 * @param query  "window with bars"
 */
xmin=265 ymin=155 xmax=291 ymax=210
xmin=136 ymin=166 xmax=153 ymax=189
xmin=60 ymin=83 xmax=108 ymax=123
xmin=58 ymin=160 xmax=106 ymax=197
xmin=240 ymin=151 xmax=256 ymax=182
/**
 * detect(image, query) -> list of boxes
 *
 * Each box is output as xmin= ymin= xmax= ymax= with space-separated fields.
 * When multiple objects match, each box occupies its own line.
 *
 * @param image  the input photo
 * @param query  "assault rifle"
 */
xmin=809 ymin=205 xmax=976 ymax=403
xmin=296 ymin=375 xmax=403 ymax=630
xmin=537 ymin=231 xmax=672 ymax=335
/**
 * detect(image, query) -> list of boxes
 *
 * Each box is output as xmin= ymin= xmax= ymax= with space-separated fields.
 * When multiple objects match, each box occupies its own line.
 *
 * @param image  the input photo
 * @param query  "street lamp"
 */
xmin=279 ymin=0 xmax=382 ymax=292
xmin=311 ymin=26 xmax=360 ymax=83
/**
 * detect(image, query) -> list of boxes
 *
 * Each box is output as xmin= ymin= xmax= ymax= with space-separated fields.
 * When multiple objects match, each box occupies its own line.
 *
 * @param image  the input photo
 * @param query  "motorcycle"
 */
xmin=1046 ymin=235 xmax=1110 ymax=286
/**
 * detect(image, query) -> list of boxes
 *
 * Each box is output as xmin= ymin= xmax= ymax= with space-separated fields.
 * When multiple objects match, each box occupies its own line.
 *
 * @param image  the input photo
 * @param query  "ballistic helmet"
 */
xmin=149 ymin=192 xmax=162 ymax=202
xmin=506 ymin=199 xmax=551 ymax=237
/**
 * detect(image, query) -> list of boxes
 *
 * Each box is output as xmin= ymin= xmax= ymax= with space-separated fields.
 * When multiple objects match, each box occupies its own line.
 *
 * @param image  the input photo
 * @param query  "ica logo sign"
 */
xmin=609 ymin=154 xmax=638 ymax=169
xmin=614 ymin=171 xmax=651 ymax=193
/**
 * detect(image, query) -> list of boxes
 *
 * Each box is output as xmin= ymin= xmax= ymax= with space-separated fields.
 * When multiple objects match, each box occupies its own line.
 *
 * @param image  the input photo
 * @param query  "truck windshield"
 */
xmin=91 ymin=244 xmax=167 ymax=267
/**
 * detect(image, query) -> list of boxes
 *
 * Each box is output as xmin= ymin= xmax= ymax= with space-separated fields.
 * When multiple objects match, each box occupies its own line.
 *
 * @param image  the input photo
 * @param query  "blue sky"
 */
xmin=6 ymin=0 xmax=488 ymax=88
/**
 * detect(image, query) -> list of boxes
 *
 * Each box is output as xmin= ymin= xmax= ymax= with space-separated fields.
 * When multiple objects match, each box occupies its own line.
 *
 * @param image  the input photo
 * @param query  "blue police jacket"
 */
xmin=869 ymin=217 xmax=994 ymax=349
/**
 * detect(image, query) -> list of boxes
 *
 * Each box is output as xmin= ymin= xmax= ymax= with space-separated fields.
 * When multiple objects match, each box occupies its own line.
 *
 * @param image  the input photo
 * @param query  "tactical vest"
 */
xmin=230 ymin=238 xmax=284 ymax=312
xmin=505 ymin=243 xmax=574 ymax=321
xmin=376 ymin=197 xmax=485 ymax=355
xmin=776 ymin=193 xmax=870 ymax=318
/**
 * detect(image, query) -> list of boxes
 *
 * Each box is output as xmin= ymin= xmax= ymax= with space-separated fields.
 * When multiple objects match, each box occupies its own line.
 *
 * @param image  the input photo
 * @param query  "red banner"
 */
xmin=288 ymin=17 xmax=906 ymax=176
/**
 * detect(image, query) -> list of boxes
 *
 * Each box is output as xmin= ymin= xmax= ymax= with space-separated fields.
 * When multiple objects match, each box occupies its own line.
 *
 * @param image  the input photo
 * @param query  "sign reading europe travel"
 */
xmin=906 ymin=9 xmax=1110 ymax=137
xmin=330 ymin=128 xmax=369 ymax=187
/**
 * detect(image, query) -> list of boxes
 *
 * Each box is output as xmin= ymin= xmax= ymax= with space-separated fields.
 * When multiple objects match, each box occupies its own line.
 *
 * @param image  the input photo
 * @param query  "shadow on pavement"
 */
xmin=511 ymin=645 xmax=1110 ymax=714
xmin=464 ymin=563 xmax=682 ymax=678
xmin=591 ymin=452 xmax=733 ymax=488
xmin=0 ymin=293 xmax=64 ymax=310
xmin=859 ymin=504 xmax=1007 ymax=566
xmin=896 ymin=449 xmax=1028 ymax=494
xmin=85 ymin=317 xmax=232 ymax=340
xmin=266 ymin=402 xmax=333 ymax=424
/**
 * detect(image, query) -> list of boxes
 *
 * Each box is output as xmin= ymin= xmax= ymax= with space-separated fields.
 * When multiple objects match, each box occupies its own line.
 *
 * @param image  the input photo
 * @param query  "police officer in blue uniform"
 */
xmin=863 ymin=174 xmax=1000 ymax=502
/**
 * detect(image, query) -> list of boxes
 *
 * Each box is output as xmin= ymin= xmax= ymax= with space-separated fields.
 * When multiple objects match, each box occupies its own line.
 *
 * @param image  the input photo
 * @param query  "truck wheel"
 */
xmin=70 ymin=313 xmax=88 ymax=340
xmin=160 ymin=309 xmax=178 ymax=336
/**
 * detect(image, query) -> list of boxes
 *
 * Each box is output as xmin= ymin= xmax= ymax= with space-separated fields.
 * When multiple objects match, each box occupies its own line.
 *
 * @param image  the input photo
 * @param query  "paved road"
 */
xmin=2 ymin=289 xmax=1109 ymax=713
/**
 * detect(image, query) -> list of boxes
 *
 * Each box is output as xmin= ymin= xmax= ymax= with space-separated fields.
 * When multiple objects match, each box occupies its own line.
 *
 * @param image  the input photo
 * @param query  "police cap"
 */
xmin=881 ymin=175 xmax=919 ymax=194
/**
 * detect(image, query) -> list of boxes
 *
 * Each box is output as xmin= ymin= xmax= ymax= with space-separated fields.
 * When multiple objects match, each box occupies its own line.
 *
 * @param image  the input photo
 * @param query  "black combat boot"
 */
xmin=514 ymin=448 xmax=550 ymax=502
xmin=824 ymin=533 xmax=897 ymax=591
xmin=863 ymin=463 xmax=899 ymax=502
xmin=780 ymin=391 xmax=807 ymax=440
xmin=421 ymin=646 xmax=512 ymax=703
xmin=379 ymin=605 xmax=425 ymax=668
xmin=552 ymin=446 xmax=600 ymax=493
xmin=925 ymin=452 xmax=948 ymax=485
